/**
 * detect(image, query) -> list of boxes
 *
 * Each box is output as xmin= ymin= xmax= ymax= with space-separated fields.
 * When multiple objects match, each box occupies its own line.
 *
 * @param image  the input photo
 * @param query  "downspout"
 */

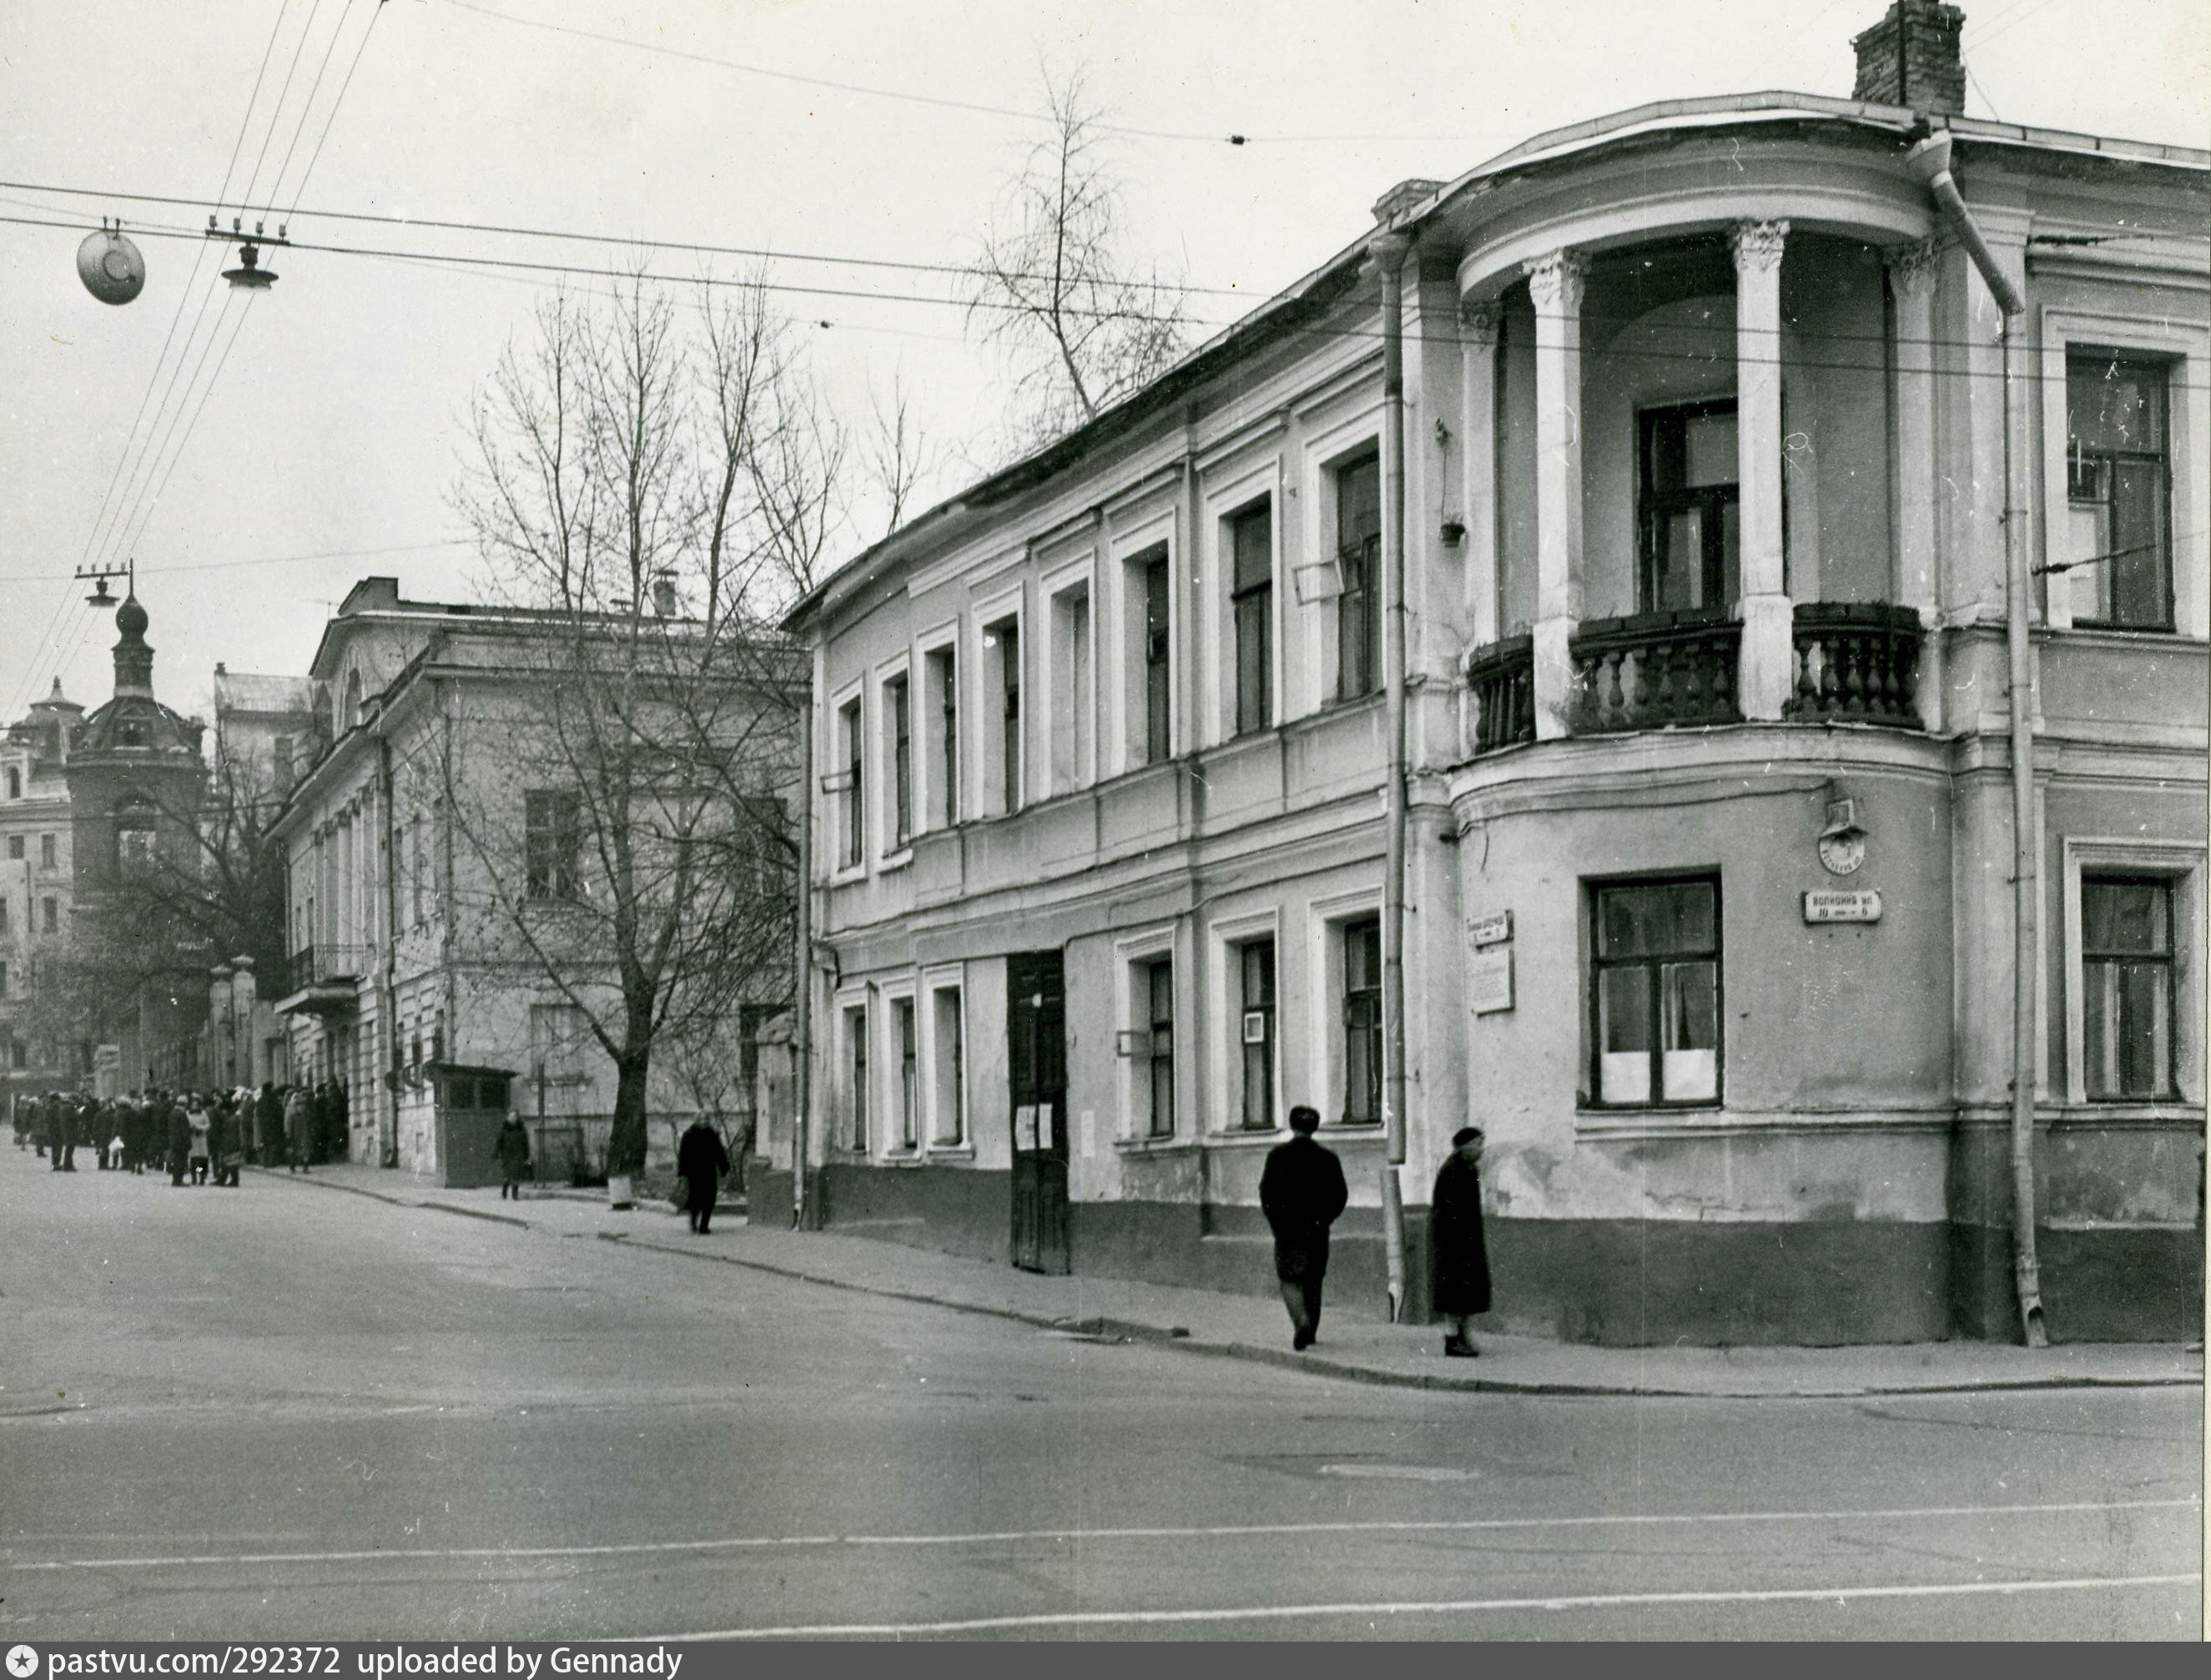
xmin=1372 ymin=229 xmax=1413 ymax=1323
xmin=438 ymin=679 xmax=458 ymax=1072
xmin=377 ymin=729 xmax=401 ymax=1168
xmin=1908 ymin=131 xmax=2047 ymax=1348
xmin=792 ymin=656 xmax=815 ymax=1230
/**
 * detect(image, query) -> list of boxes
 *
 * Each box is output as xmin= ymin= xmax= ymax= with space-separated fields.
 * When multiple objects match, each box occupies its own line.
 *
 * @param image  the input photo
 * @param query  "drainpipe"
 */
xmin=1908 ymin=131 xmax=2047 ymax=1349
xmin=792 ymin=659 xmax=815 ymax=1230
xmin=1372 ymin=228 xmax=1413 ymax=1323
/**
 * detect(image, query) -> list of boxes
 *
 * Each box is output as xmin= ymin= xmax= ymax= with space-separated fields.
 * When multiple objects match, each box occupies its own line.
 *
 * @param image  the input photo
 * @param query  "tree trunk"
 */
xmin=607 ymin=1053 xmax=652 ymax=1176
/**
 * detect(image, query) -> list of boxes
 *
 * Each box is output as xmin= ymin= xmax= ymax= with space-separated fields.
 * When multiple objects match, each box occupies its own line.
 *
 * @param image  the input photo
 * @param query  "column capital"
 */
xmin=1730 ymin=219 xmax=1790 ymax=275
xmin=1885 ymin=235 xmax=1942 ymax=299
xmin=1458 ymin=299 xmax=1501 ymax=346
xmin=1522 ymin=249 xmax=1586 ymax=313
xmin=1367 ymin=229 xmax=1413 ymax=273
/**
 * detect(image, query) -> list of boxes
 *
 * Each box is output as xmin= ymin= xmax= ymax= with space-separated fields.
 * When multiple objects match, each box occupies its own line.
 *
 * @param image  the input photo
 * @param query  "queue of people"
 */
xmin=7 ymin=1078 xmax=356 ymax=1184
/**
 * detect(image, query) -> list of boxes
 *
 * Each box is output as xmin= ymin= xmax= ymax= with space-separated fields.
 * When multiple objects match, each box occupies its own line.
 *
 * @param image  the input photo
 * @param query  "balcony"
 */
xmin=1464 ymin=635 xmax=1535 ymax=753
xmin=1570 ymin=609 xmax=1741 ymax=733
xmin=273 ymin=943 xmax=368 ymax=1016
xmin=1783 ymin=602 xmax=1922 ymax=727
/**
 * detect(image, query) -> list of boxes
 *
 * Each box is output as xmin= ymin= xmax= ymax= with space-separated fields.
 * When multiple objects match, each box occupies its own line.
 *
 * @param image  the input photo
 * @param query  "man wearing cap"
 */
xmin=1258 ymin=1104 xmax=1348 ymax=1351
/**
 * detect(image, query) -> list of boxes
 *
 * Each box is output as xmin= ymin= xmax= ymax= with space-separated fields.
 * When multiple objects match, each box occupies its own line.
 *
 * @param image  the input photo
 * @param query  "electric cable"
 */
xmin=239 ymin=0 xmax=333 ymax=209
xmin=280 ymin=0 xmax=387 ymax=219
xmin=216 ymin=0 xmax=295 ymax=210
xmin=264 ymin=0 xmax=364 ymax=216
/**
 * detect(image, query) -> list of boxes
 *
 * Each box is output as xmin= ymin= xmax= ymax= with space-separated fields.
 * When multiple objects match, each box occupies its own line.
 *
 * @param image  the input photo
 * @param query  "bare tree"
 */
xmin=859 ymin=367 xmax=944 ymax=538
xmin=967 ymin=62 xmax=1191 ymax=453
xmin=453 ymin=270 xmax=818 ymax=1179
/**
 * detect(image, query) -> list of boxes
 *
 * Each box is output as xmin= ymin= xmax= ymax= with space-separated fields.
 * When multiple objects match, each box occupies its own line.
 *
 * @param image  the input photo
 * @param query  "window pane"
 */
xmin=1683 ymin=410 xmax=1738 ymax=488
xmin=1236 ymin=593 xmax=1271 ymax=732
xmin=1597 ymin=966 xmax=1651 ymax=1104
xmin=1660 ymin=960 xmax=1719 ymax=1101
xmin=2083 ymin=878 xmax=2169 ymax=954
xmin=1233 ymin=506 xmax=1272 ymax=592
xmin=2084 ymin=958 xmax=2118 ymax=1099
xmin=2069 ymin=356 xmax=2168 ymax=454
xmin=2118 ymin=962 xmax=2172 ymax=1098
xmin=2108 ymin=459 xmax=2169 ymax=627
xmin=2067 ymin=500 xmax=2113 ymax=622
xmin=1338 ymin=456 xmax=1381 ymax=546
xmin=1659 ymin=510 xmax=1702 ymax=610
xmin=1666 ymin=881 xmax=1717 ymax=953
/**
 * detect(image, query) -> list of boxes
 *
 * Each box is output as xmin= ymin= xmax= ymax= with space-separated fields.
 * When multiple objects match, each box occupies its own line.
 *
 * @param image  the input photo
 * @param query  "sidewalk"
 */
xmin=258 ymin=1160 xmax=2206 ymax=1400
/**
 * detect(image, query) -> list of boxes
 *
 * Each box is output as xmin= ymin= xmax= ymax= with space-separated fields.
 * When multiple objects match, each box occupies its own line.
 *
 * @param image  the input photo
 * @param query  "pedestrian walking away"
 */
xmin=495 ymin=1111 xmax=531 ymax=1200
xmin=677 ymin=1116 xmax=733 ymax=1233
xmin=285 ymin=1085 xmax=311 ymax=1173
xmin=1431 ymin=1125 xmax=1493 ymax=1357
xmin=1258 ymin=1104 xmax=1348 ymax=1351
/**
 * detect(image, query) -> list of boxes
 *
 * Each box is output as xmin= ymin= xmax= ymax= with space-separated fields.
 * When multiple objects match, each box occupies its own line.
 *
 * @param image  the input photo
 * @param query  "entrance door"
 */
xmin=1007 ymin=950 xmax=1069 ymax=1274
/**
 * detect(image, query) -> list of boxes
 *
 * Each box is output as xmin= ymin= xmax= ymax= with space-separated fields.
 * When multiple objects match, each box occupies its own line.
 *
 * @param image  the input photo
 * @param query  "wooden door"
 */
xmin=1007 ymin=950 xmax=1069 ymax=1274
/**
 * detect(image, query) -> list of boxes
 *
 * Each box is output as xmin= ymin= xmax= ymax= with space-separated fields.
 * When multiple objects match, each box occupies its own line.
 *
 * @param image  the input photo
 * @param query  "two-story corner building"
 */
xmin=778 ymin=2 xmax=2207 ymax=1346
xmin=2 ymin=680 xmax=83 ymax=1107
xmin=270 ymin=576 xmax=803 ymax=1183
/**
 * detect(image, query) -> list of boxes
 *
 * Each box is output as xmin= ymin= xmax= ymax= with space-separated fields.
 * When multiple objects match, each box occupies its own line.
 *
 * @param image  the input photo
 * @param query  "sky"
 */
xmin=3 ymin=0 xmax=2205 ymax=727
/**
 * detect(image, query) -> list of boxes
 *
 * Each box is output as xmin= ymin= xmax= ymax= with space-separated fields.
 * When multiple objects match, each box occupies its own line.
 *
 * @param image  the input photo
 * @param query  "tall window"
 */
xmin=933 ymin=986 xmax=965 ymax=1144
xmin=2081 ymin=875 xmax=2176 ymax=1099
xmin=929 ymin=646 xmax=959 ymax=828
xmin=838 ymin=697 xmax=864 ymax=868
xmin=1343 ymin=918 xmax=1382 ymax=1124
xmin=1591 ymin=877 xmax=1721 ymax=1106
xmin=1639 ymin=400 xmax=1740 ymax=612
xmin=1146 ymin=958 xmax=1176 ymax=1138
xmin=1050 ymin=584 xmax=1091 ymax=793
xmin=1337 ymin=455 xmax=1383 ymax=701
xmin=1142 ymin=551 xmax=1172 ymax=763
xmin=885 ymin=673 xmax=912 ymax=850
xmin=38 ymin=832 xmax=55 ymax=869
xmin=894 ymin=997 xmax=919 ymax=1148
xmin=42 ymin=898 xmax=58 ymax=935
xmin=4 ymin=767 xmax=17 ymax=798
xmin=846 ymin=1004 xmax=869 ymax=1153
xmin=524 ymin=790 xmax=581 ymax=900
xmin=1238 ymin=938 xmax=1277 ymax=1130
xmin=1231 ymin=502 xmax=1272 ymax=735
xmin=410 ymin=808 xmax=427 ymax=924
xmin=0 ymin=899 xmax=8 ymax=933
xmin=5 ymin=837 xmax=19 ymax=860
xmin=2065 ymin=352 xmax=2173 ymax=630
xmin=985 ymin=617 xmax=1023 ymax=815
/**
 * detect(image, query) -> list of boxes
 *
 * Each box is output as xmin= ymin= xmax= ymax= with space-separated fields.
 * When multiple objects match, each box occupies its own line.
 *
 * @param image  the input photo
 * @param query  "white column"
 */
xmin=1459 ymin=300 xmax=1501 ymax=649
xmin=1733 ymin=219 xmax=1792 ymax=722
xmin=1524 ymin=250 xmax=1585 ymax=740
xmin=1889 ymin=238 xmax=1943 ymax=732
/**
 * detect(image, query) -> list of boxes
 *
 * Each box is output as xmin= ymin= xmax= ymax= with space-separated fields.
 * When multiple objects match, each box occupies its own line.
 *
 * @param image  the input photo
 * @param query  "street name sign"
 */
xmin=1804 ymin=889 xmax=1882 ymax=923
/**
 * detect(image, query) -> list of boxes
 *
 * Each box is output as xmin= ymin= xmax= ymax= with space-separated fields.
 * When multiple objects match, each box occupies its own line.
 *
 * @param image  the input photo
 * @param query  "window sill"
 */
xmin=1115 ymin=1133 xmax=1196 ymax=1154
xmin=827 ymin=865 xmax=868 ymax=888
xmin=1203 ymin=1127 xmax=1287 ymax=1149
xmin=1322 ymin=1122 xmax=1387 ymax=1139
xmin=879 ymin=848 xmax=914 ymax=873
xmin=924 ymin=1142 xmax=975 ymax=1160
xmin=880 ymin=1146 xmax=928 ymax=1165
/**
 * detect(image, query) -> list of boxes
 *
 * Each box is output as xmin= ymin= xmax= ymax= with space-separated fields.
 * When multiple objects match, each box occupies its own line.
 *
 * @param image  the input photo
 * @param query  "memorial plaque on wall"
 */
xmin=1469 ymin=945 xmax=1514 ymax=1014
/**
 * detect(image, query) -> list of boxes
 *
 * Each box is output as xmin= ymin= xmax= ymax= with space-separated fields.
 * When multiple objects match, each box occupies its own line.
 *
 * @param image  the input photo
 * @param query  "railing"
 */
xmin=1569 ymin=609 xmax=1740 ymax=732
xmin=1463 ymin=635 xmax=1535 ymax=753
xmin=1785 ymin=602 xmax=1923 ymax=727
xmin=288 ymin=943 xmax=369 ymax=987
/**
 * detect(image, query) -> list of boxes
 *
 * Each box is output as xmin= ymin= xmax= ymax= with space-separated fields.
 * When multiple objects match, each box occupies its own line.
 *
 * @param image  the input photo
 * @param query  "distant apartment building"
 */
xmin=1 ymin=681 xmax=82 ymax=1107
xmin=778 ymin=3 xmax=2207 ymax=1345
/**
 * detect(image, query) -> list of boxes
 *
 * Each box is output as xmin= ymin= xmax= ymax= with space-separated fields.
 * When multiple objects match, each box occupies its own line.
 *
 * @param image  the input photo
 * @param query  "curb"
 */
xmin=254 ymin=1169 xmax=2207 ymax=1401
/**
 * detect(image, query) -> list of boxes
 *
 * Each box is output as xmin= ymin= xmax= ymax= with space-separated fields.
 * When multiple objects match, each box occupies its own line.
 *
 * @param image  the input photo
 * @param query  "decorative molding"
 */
xmin=1885 ymin=235 xmax=1942 ymax=298
xmin=1522 ymin=249 xmax=1586 ymax=314
xmin=1731 ymin=218 xmax=1790 ymax=274
xmin=1458 ymin=300 xmax=1502 ymax=348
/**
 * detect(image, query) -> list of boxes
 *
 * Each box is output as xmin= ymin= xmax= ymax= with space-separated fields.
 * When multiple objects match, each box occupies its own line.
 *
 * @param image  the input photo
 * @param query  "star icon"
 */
xmin=6 ymin=1645 xmax=39 ymax=1678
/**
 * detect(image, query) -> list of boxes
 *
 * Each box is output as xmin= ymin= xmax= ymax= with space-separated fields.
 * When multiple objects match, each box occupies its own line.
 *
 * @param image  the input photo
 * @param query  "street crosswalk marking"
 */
xmin=8 ymin=1496 xmax=2198 ymax=1572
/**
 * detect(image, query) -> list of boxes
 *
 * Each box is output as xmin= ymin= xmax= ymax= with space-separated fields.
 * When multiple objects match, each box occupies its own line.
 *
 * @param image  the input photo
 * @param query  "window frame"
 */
xmin=1112 ymin=925 xmax=1179 ymax=1145
xmin=1041 ymin=560 xmax=1096 ymax=799
xmin=1341 ymin=915 xmax=1383 ymax=1127
xmin=1228 ymin=498 xmax=1274 ymax=737
xmin=920 ymin=965 xmax=968 ymax=1149
xmin=1584 ymin=873 xmax=1725 ymax=1111
xmin=1236 ymin=935 xmax=1278 ymax=1131
xmin=881 ymin=664 xmax=913 ymax=857
xmin=2061 ymin=837 xmax=2204 ymax=1109
xmin=975 ymin=593 xmax=1025 ymax=818
xmin=917 ymin=626 xmax=961 ymax=834
xmin=839 ymin=996 xmax=870 ymax=1154
xmin=883 ymin=985 xmax=919 ymax=1151
xmin=1636 ymin=397 xmax=1741 ymax=615
xmin=523 ymin=788 xmax=582 ymax=903
xmin=2060 ymin=348 xmax=2176 ymax=632
xmin=1333 ymin=451 xmax=1383 ymax=702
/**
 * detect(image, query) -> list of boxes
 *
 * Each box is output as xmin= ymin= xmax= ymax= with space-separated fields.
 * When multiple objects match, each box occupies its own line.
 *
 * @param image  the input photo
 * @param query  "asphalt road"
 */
xmin=0 ymin=1144 xmax=2200 ymax=1641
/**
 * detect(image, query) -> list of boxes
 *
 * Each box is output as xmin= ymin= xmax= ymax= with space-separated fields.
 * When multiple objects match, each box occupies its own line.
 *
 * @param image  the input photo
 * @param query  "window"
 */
xmin=1639 ymin=401 xmax=1740 ymax=612
xmin=0 ymin=898 xmax=7 ymax=933
xmin=0 ymin=963 xmax=8 ymax=997
xmin=1591 ymin=877 xmax=1721 ymax=1107
xmin=983 ymin=615 xmax=1023 ymax=816
xmin=893 ymin=997 xmax=918 ymax=1149
xmin=845 ymin=1004 xmax=869 ymax=1152
xmin=1238 ymin=938 xmax=1277 ymax=1130
xmin=836 ymin=696 xmax=864 ymax=868
xmin=1336 ymin=455 xmax=1383 ymax=700
xmin=1142 ymin=550 xmax=1172 ymax=764
xmin=2081 ymin=875 xmax=2177 ymax=1099
xmin=39 ymin=832 xmax=55 ymax=869
xmin=4 ymin=767 xmax=17 ymax=798
xmin=1231 ymin=502 xmax=1272 ymax=735
xmin=924 ymin=646 xmax=959 ymax=829
xmin=524 ymin=790 xmax=581 ymax=900
xmin=1145 ymin=958 xmax=1176 ymax=1138
xmin=42 ymin=898 xmax=58 ymax=935
xmin=885 ymin=673 xmax=912 ymax=850
xmin=2064 ymin=352 xmax=2173 ymax=630
xmin=1049 ymin=581 xmax=1092 ymax=794
xmin=410 ymin=809 xmax=428 ymax=924
xmin=932 ymin=986 xmax=965 ymax=1144
xmin=6 ymin=836 xmax=19 ymax=859
xmin=1342 ymin=918 xmax=1382 ymax=1124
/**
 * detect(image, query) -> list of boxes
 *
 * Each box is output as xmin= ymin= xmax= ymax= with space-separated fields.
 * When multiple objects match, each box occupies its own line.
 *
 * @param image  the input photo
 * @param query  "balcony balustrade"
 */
xmin=288 ymin=944 xmax=368 ymax=987
xmin=1784 ymin=602 xmax=1922 ymax=727
xmin=1569 ymin=609 xmax=1741 ymax=733
xmin=1464 ymin=635 xmax=1536 ymax=754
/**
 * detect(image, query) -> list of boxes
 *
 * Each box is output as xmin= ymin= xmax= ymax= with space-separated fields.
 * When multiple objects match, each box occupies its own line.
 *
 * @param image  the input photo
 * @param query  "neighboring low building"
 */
xmin=778 ymin=2 xmax=2206 ymax=1344
xmin=270 ymin=577 xmax=800 ymax=1181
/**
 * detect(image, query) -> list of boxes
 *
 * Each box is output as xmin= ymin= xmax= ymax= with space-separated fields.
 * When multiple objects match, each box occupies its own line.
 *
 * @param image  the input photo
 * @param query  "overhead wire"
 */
xmin=216 ymin=0 xmax=295 ymax=209
xmin=239 ymin=0 xmax=332 ymax=209
xmin=280 ymin=0 xmax=387 ymax=219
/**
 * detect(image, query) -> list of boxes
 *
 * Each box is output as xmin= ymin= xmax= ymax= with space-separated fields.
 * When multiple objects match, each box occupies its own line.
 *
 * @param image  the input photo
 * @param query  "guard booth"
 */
xmin=396 ymin=1062 xmax=516 ymax=1187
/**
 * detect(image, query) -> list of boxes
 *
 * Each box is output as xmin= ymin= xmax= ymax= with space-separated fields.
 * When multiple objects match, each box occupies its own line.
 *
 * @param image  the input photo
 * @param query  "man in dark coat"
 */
xmin=1431 ymin=1125 xmax=1493 ymax=1357
xmin=254 ymin=1082 xmax=283 ymax=1166
xmin=1258 ymin=1104 xmax=1348 ymax=1350
xmin=495 ymin=1112 xmax=531 ymax=1201
xmin=165 ymin=1094 xmax=191 ymax=1187
xmin=677 ymin=1118 xmax=732 ymax=1234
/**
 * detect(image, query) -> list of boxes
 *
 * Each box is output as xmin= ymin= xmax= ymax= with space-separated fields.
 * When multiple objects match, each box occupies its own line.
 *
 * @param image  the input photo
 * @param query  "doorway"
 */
xmin=1007 ymin=950 xmax=1069 ymax=1274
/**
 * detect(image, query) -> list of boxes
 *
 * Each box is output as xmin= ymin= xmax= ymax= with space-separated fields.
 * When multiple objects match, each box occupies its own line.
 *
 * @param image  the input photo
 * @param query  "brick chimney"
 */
xmin=1851 ymin=1 xmax=1967 ymax=116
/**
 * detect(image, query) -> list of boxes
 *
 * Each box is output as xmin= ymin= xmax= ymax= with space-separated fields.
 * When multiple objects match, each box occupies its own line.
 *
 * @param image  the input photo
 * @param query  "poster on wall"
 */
xmin=1014 ymin=1104 xmax=1039 ymax=1151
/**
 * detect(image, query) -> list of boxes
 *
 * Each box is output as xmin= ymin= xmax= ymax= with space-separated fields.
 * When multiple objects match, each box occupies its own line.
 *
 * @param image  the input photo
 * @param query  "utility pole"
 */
xmin=1372 ymin=227 xmax=1413 ymax=1322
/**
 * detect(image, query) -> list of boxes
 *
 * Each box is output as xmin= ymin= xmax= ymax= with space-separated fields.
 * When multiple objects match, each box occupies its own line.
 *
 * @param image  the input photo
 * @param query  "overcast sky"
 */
xmin=3 ymin=0 xmax=2204 ymax=726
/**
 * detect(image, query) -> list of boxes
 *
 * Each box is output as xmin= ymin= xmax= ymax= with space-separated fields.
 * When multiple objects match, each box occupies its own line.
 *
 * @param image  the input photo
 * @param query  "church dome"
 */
xmin=114 ymin=594 xmax=149 ymax=636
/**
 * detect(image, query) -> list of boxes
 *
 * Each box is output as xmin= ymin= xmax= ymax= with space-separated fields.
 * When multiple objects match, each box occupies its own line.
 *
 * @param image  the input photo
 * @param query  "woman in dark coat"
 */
xmin=1431 ymin=1125 xmax=1493 ymax=1357
xmin=677 ymin=1119 xmax=732 ymax=1234
xmin=165 ymin=1096 xmax=192 ymax=1187
xmin=495 ymin=1113 xmax=531 ymax=1201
